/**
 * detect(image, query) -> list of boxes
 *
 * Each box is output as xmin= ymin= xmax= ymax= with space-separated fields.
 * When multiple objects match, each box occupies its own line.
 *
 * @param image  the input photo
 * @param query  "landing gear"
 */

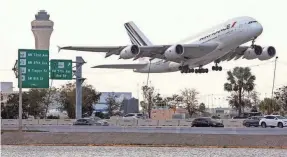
xmin=194 ymin=68 xmax=208 ymax=73
xmin=212 ymin=62 xmax=222 ymax=71
xmin=179 ymin=65 xmax=190 ymax=73
xmin=251 ymin=37 xmax=257 ymax=48
xmin=179 ymin=65 xmax=208 ymax=74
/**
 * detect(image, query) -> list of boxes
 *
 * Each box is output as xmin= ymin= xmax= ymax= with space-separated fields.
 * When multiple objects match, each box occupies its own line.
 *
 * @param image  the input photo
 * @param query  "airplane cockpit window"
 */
xmin=248 ymin=21 xmax=257 ymax=24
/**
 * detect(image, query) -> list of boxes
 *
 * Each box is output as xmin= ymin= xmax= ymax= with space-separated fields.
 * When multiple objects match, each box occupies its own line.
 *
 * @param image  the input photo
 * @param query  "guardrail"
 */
xmin=1 ymin=119 xmax=245 ymax=127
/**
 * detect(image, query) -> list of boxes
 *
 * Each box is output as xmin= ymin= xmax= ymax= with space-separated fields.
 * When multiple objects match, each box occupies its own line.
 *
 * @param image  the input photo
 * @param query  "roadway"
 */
xmin=2 ymin=125 xmax=287 ymax=135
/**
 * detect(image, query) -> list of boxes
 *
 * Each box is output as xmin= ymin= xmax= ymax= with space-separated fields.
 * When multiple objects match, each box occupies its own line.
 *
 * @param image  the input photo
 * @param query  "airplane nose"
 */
xmin=255 ymin=22 xmax=263 ymax=36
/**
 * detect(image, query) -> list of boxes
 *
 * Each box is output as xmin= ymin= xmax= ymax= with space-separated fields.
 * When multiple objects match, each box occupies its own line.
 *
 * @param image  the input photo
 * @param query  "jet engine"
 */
xmin=119 ymin=45 xmax=140 ymax=59
xmin=164 ymin=44 xmax=184 ymax=60
xmin=258 ymin=46 xmax=276 ymax=61
xmin=244 ymin=45 xmax=262 ymax=60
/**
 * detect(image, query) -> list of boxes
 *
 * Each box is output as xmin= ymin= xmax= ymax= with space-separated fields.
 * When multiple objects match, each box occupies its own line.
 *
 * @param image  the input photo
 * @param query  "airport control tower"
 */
xmin=31 ymin=10 xmax=54 ymax=50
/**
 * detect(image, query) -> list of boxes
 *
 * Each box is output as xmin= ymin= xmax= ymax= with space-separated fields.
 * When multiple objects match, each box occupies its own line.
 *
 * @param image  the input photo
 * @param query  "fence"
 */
xmin=1 ymin=118 xmax=245 ymax=127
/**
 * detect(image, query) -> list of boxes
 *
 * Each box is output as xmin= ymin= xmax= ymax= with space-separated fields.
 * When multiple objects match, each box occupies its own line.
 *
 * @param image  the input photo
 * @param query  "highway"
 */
xmin=2 ymin=125 xmax=287 ymax=135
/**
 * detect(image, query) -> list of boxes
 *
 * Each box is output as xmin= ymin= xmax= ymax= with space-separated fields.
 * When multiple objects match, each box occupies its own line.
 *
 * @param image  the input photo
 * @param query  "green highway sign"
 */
xmin=18 ymin=49 xmax=49 ymax=88
xmin=50 ymin=59 xmax=73 ymax=80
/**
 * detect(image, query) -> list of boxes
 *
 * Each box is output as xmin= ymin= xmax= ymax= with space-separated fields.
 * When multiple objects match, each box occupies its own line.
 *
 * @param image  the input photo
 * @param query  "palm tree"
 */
xmin=224 ymin=67 xmax=256 ymax=116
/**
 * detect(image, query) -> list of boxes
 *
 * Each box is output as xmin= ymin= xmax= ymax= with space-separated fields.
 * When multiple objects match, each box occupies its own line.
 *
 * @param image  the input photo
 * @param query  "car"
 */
xmin=94 ymin=119 xmax=109 ymax=126
xmin=243 ymin=116 xmax=263 ymax=127
xmin=259 ymin=115 xmax=287 ymax=128
xmin=123 ymin=113 xmax=144 ymax=120
xmin=191 ymin=117 xmax=224 ymax=127
xmin=73 ymin=118 xmax=94 ymax=125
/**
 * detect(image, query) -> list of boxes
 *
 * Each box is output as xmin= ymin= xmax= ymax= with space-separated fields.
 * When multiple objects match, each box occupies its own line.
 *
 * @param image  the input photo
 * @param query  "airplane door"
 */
xmin=238 ymin=24 xmax=244 ymax=32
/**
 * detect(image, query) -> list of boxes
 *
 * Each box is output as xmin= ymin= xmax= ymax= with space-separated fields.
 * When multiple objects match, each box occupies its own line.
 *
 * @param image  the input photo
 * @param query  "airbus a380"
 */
xmin=59 ymin=16 xmax=276 ymax=74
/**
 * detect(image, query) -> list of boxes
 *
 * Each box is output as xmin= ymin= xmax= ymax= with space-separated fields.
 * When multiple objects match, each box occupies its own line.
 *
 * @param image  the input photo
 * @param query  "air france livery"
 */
xmin=59 ymin=16 xmax=276 ymax=74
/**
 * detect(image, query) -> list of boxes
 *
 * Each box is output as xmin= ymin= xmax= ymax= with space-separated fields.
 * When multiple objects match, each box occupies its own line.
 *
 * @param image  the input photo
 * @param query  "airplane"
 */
xmin=58 ymin=16 xmax=276 ymax=74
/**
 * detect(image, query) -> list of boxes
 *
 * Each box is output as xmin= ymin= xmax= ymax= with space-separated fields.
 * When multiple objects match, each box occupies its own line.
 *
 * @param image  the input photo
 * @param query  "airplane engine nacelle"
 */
xmin=258 ymin=46 xmax=276 ymax=61
xmin=164 ymin=44 xmax=184 ymax=60
xmin=119 ymin=45 xmax=140 ymax=59
xmin=244 ymin=45 xmax=262 ymax=60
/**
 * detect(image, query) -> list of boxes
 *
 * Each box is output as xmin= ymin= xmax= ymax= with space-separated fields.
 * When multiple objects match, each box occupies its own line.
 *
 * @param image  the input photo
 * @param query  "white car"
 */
xmin=259 ymin=115 xmax=287 ymax=128
xmin=123 ymin=113 xmax=144 ymax=120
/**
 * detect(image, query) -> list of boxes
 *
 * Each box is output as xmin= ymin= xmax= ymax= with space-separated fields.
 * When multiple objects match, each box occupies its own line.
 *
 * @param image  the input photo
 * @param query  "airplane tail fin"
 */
xmin=124 ymin=21 xmax=153 ymax=63
xmin=124 ymin=21 xmax=153 ymax=46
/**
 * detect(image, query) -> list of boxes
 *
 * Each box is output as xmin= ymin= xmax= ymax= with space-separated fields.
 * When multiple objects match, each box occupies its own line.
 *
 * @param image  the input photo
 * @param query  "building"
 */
xmin=151 ymin=107 xmax=187 ymax=120
xmin=0 ymin=82 xmax=15 ymax=106
xmin=31 ymin=10 xmax=54 ymax=50
xmin=121 ymin=98 xmax=139 ymax=115
xmin=93 ymin=92 xmax=139 ymax=115
xmin=0 ymin=82 xmax=13 ymax=92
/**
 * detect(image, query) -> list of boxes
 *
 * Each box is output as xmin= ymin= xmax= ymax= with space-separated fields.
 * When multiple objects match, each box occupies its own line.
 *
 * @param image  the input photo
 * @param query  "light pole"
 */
xmin=270 ymin=56 xmax=278 ymax=114
xmin=19 ymin=69 xmax=23 ymax=132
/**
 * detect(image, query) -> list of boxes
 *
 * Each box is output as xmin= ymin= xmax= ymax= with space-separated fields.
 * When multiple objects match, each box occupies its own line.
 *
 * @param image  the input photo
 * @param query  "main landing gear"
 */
xmin=179 ymin=65 xmax=208 ymax=74
xmin=212 ymin=62 xmax=222 ymax=71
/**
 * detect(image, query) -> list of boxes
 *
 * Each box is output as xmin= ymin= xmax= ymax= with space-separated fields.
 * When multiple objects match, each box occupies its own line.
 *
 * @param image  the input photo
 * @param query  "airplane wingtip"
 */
xmin=57 ymin=46 xmax=61 ymax=53
xmin=91 ymin=65 xmax=99 ymax=68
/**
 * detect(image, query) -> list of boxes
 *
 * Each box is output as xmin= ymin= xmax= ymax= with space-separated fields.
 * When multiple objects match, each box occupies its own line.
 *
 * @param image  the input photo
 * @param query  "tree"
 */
xmin=141 ymin=85 xmax=156 ymax=118
xmin=181 ymin=88 xmax=199 ymax=117
xmin=165 ymin=94 xmax=183 ymax=108
xmin=274 ymin=86 xmax=287 ymax=112
xmin=140 ymin=101 xmax=147 ymax=114
xmin=57 ymin=82 xmax=101 ymax=118
xmin=42 ymin=87 xmax=58 ymax=118
xmin=153 ymin=93 xmax=167 ymax=108
xmin=105 ymin=92 xmax=123 ymax=116
xmin=250 ymin=105 xmax=258 ymax=112
xmin=259 ymin=98 xmax=280 ymax=114
xmin=248 ymin=90 xmax=261 ymax=107
xmin=82 ymin=84 xmax=101 ymax=116
xmin=198 ymin=103 xmax=206 ymax=113
xmin=224 ymin=67 xmax=256 ymax=116
xmin=26 ymin=89 xmax=49 ymax=118
xmin=1 ymin=93 xmax=29 ymax=119
xmin=227 ymin=93 xmax=252 ymax=114
xmin=1 ymin=88 xmax=59 ymax=119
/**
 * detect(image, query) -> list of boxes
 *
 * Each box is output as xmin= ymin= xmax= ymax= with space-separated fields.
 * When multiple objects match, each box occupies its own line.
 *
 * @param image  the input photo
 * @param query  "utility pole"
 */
xmin=74 ymin=56 xmax=86 ymax=119
xmin=19 ymin=69 xmax=22 ymax=132
xmin=146 ymin=60 xmax=152 ymax=86
xmin=137 ymin=82 xmax=141 ymax=114
xmin=270 ymin=56 xmax=278 ymax=114
xmin=211 ymin=94 xmax=214 ymax=114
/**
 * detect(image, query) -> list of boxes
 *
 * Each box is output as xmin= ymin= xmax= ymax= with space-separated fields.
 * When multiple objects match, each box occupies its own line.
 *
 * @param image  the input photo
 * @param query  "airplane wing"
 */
xmin=58 ymin=46 xmax=127 ymax=58
xmin=91 ymin=63 xmax=147 ymax=69
xmin=218 ymin=46 xmax=249 ymax=62
xmin=58 ymin=42 xmax=219 ymax=63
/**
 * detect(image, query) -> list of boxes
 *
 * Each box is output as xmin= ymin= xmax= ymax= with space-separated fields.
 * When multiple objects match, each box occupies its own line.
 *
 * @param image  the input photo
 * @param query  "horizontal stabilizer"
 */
xmin=91 ymin=63 xmax=147 ymax=69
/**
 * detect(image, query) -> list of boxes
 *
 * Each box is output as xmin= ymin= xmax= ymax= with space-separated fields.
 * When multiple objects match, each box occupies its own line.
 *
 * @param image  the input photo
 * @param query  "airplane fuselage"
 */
xmin=134 ymin=16 xmax=263 ymax=73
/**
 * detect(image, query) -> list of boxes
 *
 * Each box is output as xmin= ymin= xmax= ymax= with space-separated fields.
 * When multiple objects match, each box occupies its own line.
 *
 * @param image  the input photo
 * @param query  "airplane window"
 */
xmin=248 ymin=21 xmax=257 ymax=24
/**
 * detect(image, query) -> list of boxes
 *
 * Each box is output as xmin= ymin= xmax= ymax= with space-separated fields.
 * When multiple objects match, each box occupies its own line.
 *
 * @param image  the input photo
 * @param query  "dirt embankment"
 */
xmin=1 ymin=132 xmax=287 ymax=148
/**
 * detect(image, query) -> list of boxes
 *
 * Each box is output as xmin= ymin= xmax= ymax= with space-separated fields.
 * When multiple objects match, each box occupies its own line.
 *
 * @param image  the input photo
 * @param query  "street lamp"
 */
xmin=270 ymin=56 xmax=278 ymax=114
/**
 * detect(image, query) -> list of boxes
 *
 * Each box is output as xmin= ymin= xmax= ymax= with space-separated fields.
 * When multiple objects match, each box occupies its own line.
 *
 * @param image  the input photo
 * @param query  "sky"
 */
xmin=1 ymin=0 xmax=287 ymax=108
